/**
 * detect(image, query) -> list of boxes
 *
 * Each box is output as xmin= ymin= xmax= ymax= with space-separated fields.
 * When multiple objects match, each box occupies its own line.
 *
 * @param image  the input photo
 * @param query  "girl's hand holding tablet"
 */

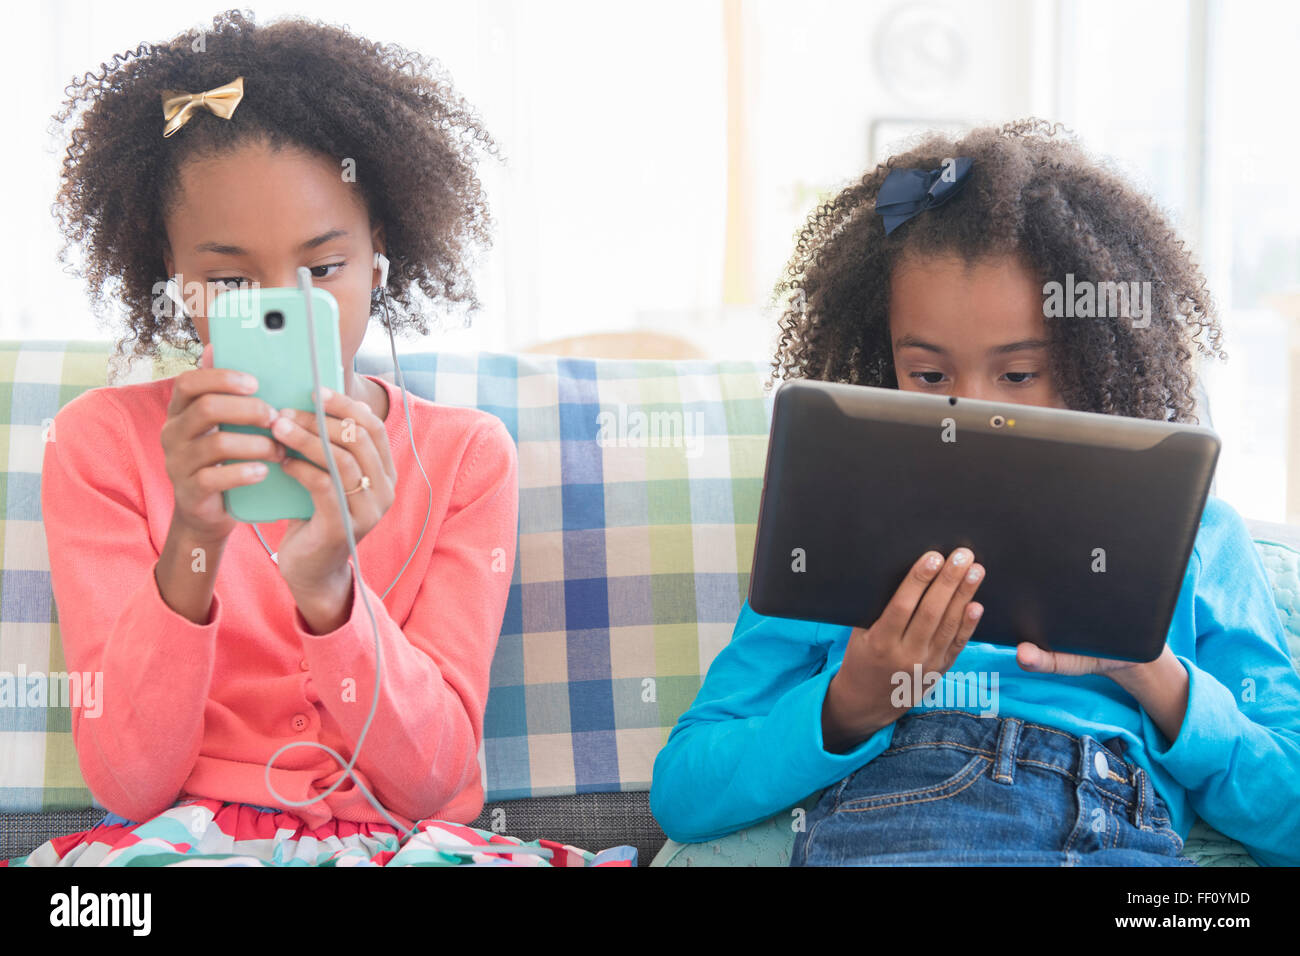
xmin=821 ymin=548 xmax=984 ymax=754
xmin=813 ymin=536 xmax=1190 ymax=749
xmin=1014 ymin=638 xmax=1189 ymax=745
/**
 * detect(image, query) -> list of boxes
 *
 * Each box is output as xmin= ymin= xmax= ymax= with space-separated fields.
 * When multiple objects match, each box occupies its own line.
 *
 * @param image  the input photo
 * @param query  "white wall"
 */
xmin=3 ymin=0 xmax=1043 ymax=361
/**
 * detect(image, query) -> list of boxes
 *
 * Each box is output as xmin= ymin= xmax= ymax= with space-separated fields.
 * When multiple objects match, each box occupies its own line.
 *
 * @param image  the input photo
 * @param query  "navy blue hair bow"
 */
xmin=874 ymin=157 xmax=974 ymax=236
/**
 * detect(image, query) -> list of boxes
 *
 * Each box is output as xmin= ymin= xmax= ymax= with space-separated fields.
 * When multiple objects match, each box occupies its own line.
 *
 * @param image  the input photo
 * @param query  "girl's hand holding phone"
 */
xmin=268 ymin=385 xmax=397 ymax=617
xmin=161 ymin=343 xmax=287 ymax=544
xmin=821 ymin=548 xmax=985 ymax=753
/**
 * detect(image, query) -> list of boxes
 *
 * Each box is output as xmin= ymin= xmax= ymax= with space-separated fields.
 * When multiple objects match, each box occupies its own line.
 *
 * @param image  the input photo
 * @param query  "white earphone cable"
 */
xmin=182 ymin=262 xmax=544 ymax=859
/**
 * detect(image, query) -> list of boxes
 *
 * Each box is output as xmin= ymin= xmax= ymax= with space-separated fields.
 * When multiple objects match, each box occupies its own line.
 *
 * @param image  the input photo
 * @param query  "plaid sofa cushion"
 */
xmin=351 ymin=350 xmax=774 ymax=799
xmin=0 ymin=340 xmax=774 ymax=812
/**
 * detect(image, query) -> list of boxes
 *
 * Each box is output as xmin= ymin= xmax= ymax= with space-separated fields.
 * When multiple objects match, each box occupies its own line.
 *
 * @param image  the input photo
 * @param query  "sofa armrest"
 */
xmin=1245 ymin=517 xmax=1300 ymax=553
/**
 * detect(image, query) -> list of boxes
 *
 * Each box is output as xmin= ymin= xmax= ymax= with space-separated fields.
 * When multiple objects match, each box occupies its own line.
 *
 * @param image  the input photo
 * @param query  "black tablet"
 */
xmin=747 ymin=380 xmax=1220 ymax=662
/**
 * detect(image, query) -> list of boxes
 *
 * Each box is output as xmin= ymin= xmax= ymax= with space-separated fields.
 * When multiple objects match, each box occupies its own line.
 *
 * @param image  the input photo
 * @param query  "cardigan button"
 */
xmin=291 ymin=713 xmax=309 ymax=732
xmin=299 ymin=659 xmax=310 ymax=671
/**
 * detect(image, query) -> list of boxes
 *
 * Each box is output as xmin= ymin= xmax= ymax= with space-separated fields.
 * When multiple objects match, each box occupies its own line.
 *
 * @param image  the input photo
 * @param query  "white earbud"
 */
xmin=373 ymin=252 xmax=390 ymax=290
xmin=165 ymin=274 xmax=188 ymax=319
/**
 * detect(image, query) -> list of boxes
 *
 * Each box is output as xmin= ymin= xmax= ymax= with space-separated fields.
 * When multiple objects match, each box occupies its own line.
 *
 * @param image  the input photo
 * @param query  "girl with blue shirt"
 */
xmin=649 ymin=119 xmax=1300 ymax=866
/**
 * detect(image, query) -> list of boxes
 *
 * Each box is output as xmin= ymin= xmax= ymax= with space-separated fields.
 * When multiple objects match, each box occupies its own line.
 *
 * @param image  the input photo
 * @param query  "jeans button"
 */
xmin=1094 ymin=751 xmax=1110 ymax=778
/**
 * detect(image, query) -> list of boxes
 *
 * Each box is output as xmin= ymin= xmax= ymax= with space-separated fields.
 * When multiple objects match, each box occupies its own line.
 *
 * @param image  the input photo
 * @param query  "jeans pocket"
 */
xmin=835 ymin=744 xmax=991 ymax=812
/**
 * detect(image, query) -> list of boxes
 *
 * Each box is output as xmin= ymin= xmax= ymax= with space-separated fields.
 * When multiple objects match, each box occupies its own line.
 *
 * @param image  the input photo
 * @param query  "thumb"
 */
xmin=1017 ymin=642 xmax=1050 ymax=672
xmin=199 ymin=342 xmax=212 ymax=369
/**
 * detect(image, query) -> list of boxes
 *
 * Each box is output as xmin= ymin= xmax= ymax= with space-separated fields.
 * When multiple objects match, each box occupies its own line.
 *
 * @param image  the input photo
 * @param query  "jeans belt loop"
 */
xmin=992 ymin=716 xmax=1021 ymax=785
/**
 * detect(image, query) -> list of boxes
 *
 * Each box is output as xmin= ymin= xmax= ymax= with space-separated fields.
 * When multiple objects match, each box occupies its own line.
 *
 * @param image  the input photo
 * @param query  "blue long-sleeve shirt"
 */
xmin=649 ymin=495 xmax=1300 ymax=866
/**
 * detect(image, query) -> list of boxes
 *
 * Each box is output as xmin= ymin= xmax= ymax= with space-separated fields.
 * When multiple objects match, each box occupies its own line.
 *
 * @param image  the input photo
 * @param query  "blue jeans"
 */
xmin=792 ymin=709 xmax=1196 ymax=866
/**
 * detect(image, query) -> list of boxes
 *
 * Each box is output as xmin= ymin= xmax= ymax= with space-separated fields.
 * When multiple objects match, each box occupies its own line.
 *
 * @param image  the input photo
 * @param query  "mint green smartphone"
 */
xmin=209 ymin=286 xmax=345 ymax=522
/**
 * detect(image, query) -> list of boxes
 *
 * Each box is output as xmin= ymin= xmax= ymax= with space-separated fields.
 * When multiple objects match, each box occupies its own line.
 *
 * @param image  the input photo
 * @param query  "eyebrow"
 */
xmin=894 ymin=335 xmax=1051 ymax=356
xmin=193 ymin=228 xmax=351 ymax=256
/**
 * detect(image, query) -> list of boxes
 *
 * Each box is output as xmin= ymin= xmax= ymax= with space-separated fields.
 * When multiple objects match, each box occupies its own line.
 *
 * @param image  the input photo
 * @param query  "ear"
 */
xmin=370 ymin=223 xmax=388 ymax=290
xmin=162 ymin=242 xmax=175 ymax=281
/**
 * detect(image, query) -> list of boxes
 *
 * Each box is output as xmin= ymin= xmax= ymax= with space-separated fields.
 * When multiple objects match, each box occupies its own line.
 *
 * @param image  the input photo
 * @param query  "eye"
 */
xmin=1002 ymin=371 xmax=1038 ymax=385
xmin=209 ymin=277 xmax=249 ymax=291
xmin=910 ymin=371 xmax=947 ymax=386
xmin=309 ymin=262 xmax=344 ymax=279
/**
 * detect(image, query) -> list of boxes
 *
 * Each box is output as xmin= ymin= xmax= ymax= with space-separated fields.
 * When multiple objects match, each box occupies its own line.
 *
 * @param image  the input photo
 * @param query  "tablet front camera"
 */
xmin=990 ymin=415 xmax=1006 ymax=428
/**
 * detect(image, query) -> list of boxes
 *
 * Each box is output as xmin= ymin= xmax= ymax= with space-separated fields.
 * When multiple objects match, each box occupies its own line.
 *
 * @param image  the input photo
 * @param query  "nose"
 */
xmin=271 ymin=271 xmax=308 ymax=289
xmin=227 ymin=270 xmax=310 ymax=290
xmin=949 ymin=380 xmax=996 ymax=404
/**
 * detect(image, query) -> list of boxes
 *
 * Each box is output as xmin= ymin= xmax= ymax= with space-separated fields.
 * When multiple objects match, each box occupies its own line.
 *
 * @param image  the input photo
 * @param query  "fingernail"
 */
xmin=966 ymin=565 xmax=983 ymax=583
xmin=970 ymin=604 xmax=983 ymax=620
xmin=316 ymin=386 xmax=332 ymax=402
xmin=952 ymin=549 xmax=971 ymax=567
xmin=925 ymin=554 xmax=943 ymax=571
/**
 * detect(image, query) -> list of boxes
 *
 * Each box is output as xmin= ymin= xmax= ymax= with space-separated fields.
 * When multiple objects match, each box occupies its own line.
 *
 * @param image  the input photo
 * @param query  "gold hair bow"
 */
xmin=160 ymin=76 xmax=244 ymax=138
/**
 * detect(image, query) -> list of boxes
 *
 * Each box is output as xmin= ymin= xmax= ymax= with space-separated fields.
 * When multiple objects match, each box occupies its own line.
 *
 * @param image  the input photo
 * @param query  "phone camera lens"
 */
xmin=990 ymin=415 xmax=1005 ymax=428
xmin=265 ymin=310 xmax=285 ymax=331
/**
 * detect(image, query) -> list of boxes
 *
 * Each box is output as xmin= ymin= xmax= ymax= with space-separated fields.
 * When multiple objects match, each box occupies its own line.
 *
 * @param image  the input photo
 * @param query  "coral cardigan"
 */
xmin=41 ymin=372 xmax=518 ymax=830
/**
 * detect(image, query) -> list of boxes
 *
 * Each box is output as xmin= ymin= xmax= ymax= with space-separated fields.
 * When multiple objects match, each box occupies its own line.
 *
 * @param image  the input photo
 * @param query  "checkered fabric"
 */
xmin=0 ymin=340 xmax=775 ymax=812
xmin=352 ymin=350 xmax=774 ymax=799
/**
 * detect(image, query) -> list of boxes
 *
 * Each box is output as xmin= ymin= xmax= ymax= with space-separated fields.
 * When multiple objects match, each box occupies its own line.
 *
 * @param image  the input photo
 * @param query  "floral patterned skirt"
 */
xmin=2 ymin=797 xmax=637 ymax=867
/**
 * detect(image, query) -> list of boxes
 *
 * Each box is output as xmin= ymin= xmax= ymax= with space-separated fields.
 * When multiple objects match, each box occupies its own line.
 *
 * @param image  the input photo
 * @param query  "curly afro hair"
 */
xmin=771 ymin=118 xmax=1224 ymax=424
xmin=51 ymin=7 xmax=497 ymax=370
